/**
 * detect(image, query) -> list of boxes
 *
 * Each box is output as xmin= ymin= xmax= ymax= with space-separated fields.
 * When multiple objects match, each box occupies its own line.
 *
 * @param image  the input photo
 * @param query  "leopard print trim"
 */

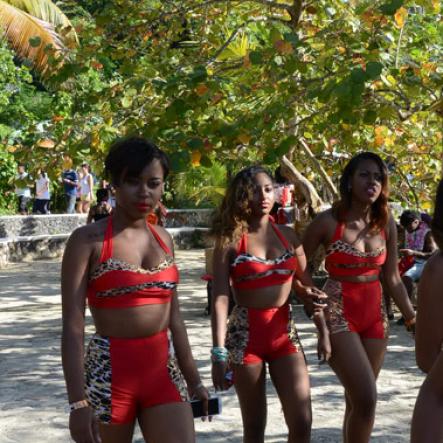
xmin=287 ymin=304 xmax=303 ymax=352
xmin=326 ymin=240 xmax=385 ymax=259
xmin=231 ymin=250 xmax=294 ymax=267
xmin=90 ymin=256 xmax=175 ymax=280
xmin=225 ymin=305 xmax=249 ymax=365
xmin=96 ymin=281 xmax=176 ymax=298
xmin=322 ymin=279 xmax=350 ymax=335
xmin=84 ymin=335 xmax=112 ymax=424
xmin=380 ymin=289 xmax=389 ymax=338
xmin=166 ymin=335 xmax=189 ymax=401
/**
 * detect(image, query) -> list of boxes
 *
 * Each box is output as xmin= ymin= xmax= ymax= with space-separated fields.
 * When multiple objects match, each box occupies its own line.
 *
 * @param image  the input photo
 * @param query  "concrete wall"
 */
xmin=0 ymin=210 xmax=213 ymax=268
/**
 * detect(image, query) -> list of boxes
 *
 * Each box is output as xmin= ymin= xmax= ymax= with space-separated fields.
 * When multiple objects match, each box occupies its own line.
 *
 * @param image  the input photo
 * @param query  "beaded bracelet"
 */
xmin=67 ymin=399 xmax=89 ymax=413
xmin=211 ymin=346 xmax=228 ymax=362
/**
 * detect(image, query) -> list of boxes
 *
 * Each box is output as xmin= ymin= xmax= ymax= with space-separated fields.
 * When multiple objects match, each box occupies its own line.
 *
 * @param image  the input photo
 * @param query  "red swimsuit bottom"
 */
xmin=324 ymin=221 xmax=388 ymax=339
xmin=225 ymin=304 xmax=302 ymax=365
xmin=85 ymin=331 xmax=187 ymax=424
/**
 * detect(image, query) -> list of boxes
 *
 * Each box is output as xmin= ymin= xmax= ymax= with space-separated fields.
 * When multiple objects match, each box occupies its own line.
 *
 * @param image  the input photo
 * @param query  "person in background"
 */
xmin=271 ymin=166 xmax=294 ymax=225
xmin=411 ymin=179 xmax=443 ymax=443
xmin=86 ymin=188 xmax=112 ymax=224
xmin=79 ymin=163 xmax=94 ymax=214
xmin=61 ymin=158 xmax=78 ymax=214
xmin=397 ymin=209 xmax=437 ymax=324
xmin=15 ymin=164 xmax=32 ymax=215
xmin=33 ymin=169 xmax=51 ymax=214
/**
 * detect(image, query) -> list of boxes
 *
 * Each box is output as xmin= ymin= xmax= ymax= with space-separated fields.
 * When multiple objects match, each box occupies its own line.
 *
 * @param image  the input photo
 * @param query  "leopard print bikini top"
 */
xmin=325 ymin=221 xmax=386 ymax=278
xmin=230 ymin=222 xmax=298 ymax=291
xmin=87 ymin=217 xmax=179 ymax=308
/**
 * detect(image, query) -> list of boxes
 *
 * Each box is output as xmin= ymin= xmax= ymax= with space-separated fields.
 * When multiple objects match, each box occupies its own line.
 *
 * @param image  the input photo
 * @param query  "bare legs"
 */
xmin=328 ymin=332 xmax=387 ymax=443
xmin=269 ymin=353 xmax=312 ymax=443
xmin=98 ymin=402 xmax=194 ymax=443
xmin=411 ymin=352 xmax=443 ymax=443
xmin=234 ymin=352 xmax=311 ymax=443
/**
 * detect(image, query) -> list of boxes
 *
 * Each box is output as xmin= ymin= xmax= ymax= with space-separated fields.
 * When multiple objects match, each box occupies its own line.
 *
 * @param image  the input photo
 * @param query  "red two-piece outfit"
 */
xmin=85 ymin=217 xmax=187 ymax=425
xmin=323 ymin=221 xmax=388 ymax=339
xmin=226 ymin=222 xmax=302 ymax=366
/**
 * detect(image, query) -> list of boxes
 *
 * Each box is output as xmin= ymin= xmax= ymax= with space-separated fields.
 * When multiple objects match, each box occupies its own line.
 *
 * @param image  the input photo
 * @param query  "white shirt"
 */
xmin=35 ymin=177 xmax=50 ymax=200
xmin=80 ymin=173 xmax=92 ymax=196
xmin=15 ymin=172 xmax=31 ymax=197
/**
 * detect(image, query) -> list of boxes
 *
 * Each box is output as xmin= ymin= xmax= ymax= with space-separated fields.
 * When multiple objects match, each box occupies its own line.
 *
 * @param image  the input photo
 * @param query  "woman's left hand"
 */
xmin=317 ymin=333 xmax=332 ymax=364
xmin=299 ymin=285 xmax=328 ymax=310
xmin=189 ymin=383 xmax=211 ymax=421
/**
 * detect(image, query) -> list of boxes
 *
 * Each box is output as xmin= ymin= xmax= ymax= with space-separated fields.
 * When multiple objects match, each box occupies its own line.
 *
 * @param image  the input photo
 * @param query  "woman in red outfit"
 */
xmin=61 ymin=137 xmax=208 ymax=443
xmin=211 ymin=165 xmax=330 ymax=443
xmin=303 ymin=152 xmax=416 ymax=443
xmin=411 ymin=178 xmax=443 ymax=443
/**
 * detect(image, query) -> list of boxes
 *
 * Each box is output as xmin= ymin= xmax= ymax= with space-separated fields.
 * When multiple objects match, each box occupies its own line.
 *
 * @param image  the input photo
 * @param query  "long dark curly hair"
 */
xmin=333 ymin=152 xmax=389 ymax=233
xmin=431 ymin=179 xmax=443 ymax=250
xmin=211 ymin=165 xmax=274 ymax=246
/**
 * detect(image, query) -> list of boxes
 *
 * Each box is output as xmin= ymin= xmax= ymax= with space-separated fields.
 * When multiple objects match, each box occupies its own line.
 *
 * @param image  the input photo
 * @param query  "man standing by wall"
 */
xmin=14 ymin=164 xmax=32 ymax=215
xmin=397 ymin=210 xmax=437 ymax=323
xmin=61 ymin=157 xmax=78 ymax=214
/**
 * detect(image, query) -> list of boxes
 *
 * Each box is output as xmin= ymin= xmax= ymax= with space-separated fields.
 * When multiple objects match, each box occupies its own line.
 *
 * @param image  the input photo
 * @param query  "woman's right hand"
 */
xmin=212 ymin=360 xmax=230 ymax=392
xmin=69 ymin=407 xmax=101 ymax=443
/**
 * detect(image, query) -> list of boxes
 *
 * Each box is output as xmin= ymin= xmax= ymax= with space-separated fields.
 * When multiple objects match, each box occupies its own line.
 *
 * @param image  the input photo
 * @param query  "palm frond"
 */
xmin=0 ymin=0 xmax=64 ymax=73
xmin=4 ymin=0 xmax=77 ymax=41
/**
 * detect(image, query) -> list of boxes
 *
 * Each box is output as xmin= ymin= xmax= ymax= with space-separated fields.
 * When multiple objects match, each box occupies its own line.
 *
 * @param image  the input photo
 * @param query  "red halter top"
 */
xmin=87 ymin=217 xmax=179 ymax=308
xmin=325 ymin=221 xmax=386 ymax=278
xmin=230 ymin=222 xmax=298 ymax=290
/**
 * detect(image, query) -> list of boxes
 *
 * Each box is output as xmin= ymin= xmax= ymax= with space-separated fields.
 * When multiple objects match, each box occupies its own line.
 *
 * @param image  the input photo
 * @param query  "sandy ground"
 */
xmin=0 ymin=250 xmax=423 ymax=443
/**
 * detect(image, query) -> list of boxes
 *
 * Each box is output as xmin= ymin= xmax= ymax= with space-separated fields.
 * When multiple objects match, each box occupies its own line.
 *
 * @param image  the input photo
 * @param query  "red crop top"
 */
xmin=325 ymin=221 xmax=386 ymax=278
xmin=230 ymin=222 xmax=298 ymax=290
xmin=87 ymin=217 xmax=179 ymax=308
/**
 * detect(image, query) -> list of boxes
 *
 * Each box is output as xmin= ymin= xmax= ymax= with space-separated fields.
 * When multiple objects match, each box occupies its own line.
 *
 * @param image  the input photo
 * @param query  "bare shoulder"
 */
xmin=276 ymin=224 xmax=301 ymax=246
xmin=68 ymin=219 xmax=107 ymax=246
xmin=422 ymin=252 xmax=443 ymax=280
xmin=213 ymin=239 xmax=237 ymax=264
xmin=308 ymin=208 xmax=336 ymax=234
xmin=150 ymin=224 xmax=174 ymax=252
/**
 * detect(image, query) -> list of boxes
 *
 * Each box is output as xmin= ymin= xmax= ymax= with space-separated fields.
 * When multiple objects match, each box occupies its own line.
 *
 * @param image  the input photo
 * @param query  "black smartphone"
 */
xmin=190 ymin=396 xmax=221 ymax=418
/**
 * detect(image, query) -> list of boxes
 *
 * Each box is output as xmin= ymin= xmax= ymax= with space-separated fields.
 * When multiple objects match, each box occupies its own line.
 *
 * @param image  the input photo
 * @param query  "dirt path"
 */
xmin=0 ymin=250 xmax=423 ymax=442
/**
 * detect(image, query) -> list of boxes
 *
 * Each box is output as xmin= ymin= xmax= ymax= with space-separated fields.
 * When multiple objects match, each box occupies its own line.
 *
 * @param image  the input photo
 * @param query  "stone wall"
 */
xmin=0 ymin=210 xmax=213 ymax=268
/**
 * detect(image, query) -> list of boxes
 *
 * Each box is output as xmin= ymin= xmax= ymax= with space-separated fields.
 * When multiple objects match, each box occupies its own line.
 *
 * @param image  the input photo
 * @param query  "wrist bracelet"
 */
xmin=211 ymin=346 xmax=228 ymax=362
xmin=68 ymin=399 xmax=89 ymax=413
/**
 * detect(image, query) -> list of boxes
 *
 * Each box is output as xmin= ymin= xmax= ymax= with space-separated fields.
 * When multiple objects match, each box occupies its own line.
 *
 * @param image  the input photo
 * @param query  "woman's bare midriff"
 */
xmin=233 ymin=281 xmax=293 ymax=309
xmin=90 ymin=303 xmax=171 ymax=337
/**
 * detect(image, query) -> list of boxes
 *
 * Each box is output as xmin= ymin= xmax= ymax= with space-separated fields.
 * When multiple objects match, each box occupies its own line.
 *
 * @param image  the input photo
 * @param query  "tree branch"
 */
xmin=280 ymin=154 xmax=324 ymax=212
xmin=298 ymin=138 xmax=339 ymax=200
xmin=288 ymin=0 xmax=304 ymax=30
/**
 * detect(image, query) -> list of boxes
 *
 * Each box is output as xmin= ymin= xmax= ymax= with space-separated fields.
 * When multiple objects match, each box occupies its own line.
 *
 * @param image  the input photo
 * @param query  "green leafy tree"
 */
xmin=3 ymin=0 xmax=442 ymax=209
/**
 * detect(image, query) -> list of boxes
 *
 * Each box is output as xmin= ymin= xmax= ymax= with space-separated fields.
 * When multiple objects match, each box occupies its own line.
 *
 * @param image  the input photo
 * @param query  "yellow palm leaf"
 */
xmin=0 ymin=0 xmax=64 ymax=73
xmin=4 ymin=0 xmax=77 ymax=42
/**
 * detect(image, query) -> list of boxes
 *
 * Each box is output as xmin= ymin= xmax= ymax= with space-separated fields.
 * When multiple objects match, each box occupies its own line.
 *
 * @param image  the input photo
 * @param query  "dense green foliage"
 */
xmin=0 ymin=0 xmax=442 ymax=212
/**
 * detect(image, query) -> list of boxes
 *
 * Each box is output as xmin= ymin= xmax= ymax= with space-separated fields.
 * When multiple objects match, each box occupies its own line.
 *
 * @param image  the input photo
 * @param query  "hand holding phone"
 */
xmin=190 ymin=396 xmax=222 ymax=419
